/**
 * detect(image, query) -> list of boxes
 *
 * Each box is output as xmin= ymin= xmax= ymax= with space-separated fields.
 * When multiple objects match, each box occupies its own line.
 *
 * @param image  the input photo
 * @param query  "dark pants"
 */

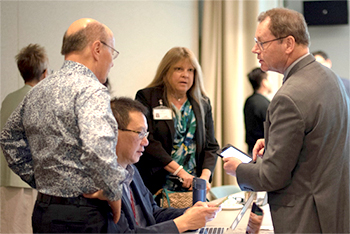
xmin=32 ymin=193 xmax=112 ymax=233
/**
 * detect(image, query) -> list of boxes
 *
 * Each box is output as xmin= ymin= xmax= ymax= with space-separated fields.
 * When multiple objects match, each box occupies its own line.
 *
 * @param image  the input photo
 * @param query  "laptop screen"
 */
xmin=229 ymin=193 xmax=255 ymax=230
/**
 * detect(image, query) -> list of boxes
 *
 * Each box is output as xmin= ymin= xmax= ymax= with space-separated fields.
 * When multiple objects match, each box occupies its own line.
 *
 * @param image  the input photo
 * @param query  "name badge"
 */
xmin=153 ymin=99 xmax=173 ymax=120
xmin=153 ymin=108 xmax=173 ymax=120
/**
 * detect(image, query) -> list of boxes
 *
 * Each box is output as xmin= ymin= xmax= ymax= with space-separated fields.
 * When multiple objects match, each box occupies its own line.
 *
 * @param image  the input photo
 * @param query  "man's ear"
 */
xmin=91 ymin=40 xmax=102 ymax=61
xmin=261 ymin=78 xmax=268 ymax=89
xmin=285 ymin=35 xmax=295 ymax=54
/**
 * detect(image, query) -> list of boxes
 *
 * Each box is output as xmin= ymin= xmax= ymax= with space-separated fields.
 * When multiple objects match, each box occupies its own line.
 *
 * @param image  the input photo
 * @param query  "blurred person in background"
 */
xmin=0 ymin=43 xmax=49 ymax=233
xmin=312 ymin=50 xmax=350 ymax=97
xmin=243 ymin=67 xmax=271 ymax=155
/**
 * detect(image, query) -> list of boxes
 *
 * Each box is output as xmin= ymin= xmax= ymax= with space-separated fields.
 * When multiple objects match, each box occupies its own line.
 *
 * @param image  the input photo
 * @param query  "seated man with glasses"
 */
xmin=100 ymin=97 xmax=221 ymax=233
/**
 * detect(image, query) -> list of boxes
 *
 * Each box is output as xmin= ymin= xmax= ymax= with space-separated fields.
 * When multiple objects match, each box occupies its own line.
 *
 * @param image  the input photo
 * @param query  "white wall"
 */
xmin=285 ymin=0 xmax=350 ymax=79
xmin=1 ymin=1 xmax=198 ymax=102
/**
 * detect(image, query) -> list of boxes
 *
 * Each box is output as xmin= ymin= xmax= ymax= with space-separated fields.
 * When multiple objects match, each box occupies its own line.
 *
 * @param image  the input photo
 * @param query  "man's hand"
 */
xmin=223 ymin=157 xmax=242 ymax=177
xmin=174 ymin=204 xmax=221 ymax=232
xmin=194 ymin=201 xmax=222 ymax=208
xmin=246 ymin=212 xmax=264 ymax=234
xmin=252 ymin=139 xmax=265 ymax=161
xmin=108 ymin=200 xmax=122 ymax=224
xmin=191 ymin=201 xmax=209 ymax=208
xmin=83 ymin=190 xmax=121 ymax=223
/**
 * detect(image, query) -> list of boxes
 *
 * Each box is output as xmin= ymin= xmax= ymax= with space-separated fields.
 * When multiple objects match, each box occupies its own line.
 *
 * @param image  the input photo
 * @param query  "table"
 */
xmin=206 ymin=192 xmax=274 ymax=233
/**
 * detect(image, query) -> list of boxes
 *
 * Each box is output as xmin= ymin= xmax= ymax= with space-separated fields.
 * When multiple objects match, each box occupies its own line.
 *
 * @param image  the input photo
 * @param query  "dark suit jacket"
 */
xmin=236 ymin=55 xmax=350 ymax=233
xmin=135 ymin=87 xmax=219 ymax=194
xmin=109 ymin=165 xmax=186 ymax=233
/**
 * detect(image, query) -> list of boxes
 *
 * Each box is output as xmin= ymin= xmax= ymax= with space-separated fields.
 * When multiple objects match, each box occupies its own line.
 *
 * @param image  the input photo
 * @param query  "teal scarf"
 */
xmin=171 ymin=100 xmax=197 ymax=174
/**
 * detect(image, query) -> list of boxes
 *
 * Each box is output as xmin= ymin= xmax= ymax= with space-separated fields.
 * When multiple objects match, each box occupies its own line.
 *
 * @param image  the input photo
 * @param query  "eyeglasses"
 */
xmin=254 ymin=36 xmax=288 ymax=51
xmin=119 ymin=128 xmax=149 ymax=139
xmin=100 ymin=41 xmax=119 ymax=60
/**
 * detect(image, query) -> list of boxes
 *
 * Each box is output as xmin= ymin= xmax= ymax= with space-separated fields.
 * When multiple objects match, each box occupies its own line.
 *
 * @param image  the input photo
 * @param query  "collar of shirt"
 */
xmin=283 ymin=53 xmax=310 ymax=83
xmin=124 ymin=165 xmax=135 ymax=186
xmin=122 ymin=165 xmax=135 ymax=201
xmin=61 ymin=60 xmax=99 ymax=82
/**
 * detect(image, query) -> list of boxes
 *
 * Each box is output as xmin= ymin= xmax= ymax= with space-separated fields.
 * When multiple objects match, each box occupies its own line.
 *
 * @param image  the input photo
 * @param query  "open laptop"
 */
xmin=192 ymin=193 xmax=255 ymax=234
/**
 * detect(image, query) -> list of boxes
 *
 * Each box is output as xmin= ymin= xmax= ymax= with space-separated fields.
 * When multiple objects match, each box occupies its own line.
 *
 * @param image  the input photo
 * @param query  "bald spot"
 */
xmin=67 ymin=18 xmax=98 ymax=36
xmin=66 ymin=18 xmax=113 ymax=38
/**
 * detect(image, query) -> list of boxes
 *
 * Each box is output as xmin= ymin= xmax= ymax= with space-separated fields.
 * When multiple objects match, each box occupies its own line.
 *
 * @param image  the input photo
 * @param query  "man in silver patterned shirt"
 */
xmin=0 ymin=18 xmax=126 ymax=233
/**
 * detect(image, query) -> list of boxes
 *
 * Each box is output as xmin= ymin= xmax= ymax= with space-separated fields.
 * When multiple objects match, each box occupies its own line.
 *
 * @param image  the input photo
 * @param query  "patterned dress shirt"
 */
xmin=0 ymin=60 xmax=126 ymax=201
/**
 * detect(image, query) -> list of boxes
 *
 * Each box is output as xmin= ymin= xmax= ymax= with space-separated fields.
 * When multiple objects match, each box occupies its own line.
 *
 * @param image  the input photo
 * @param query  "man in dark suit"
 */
xmin=223 ymin=8 xmax=349 ymax=233
xmin=107 ymin=97 xmax=220 ymax=233
xmin=244 ymin=67 xmax=271 ymax=155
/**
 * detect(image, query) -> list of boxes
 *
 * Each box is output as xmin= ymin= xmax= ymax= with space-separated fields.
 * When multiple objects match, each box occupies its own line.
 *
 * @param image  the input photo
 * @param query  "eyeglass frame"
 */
xmin=119 ymin=128 xmax=149 ymax=139
xmin=100 ymin=41 xmax=119 ymax=60
xmin=254 ymin=36 xmax=289 ymax=51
